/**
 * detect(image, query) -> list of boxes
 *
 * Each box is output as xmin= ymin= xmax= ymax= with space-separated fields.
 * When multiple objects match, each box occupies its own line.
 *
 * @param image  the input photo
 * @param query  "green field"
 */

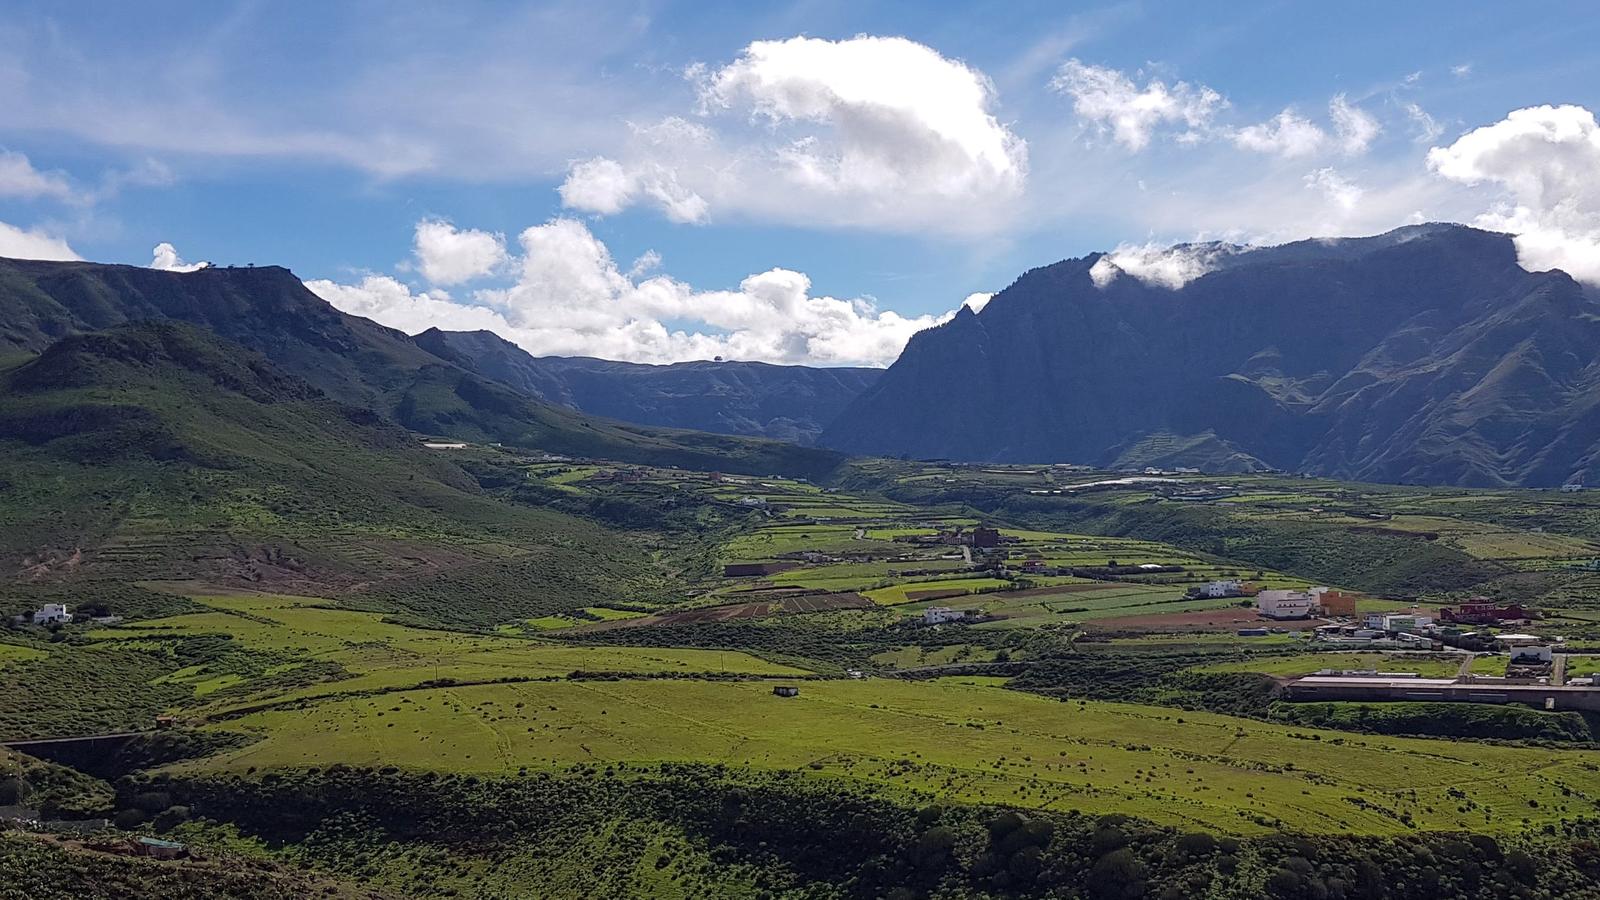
xmin=0 ymin=643 xmax=47 ymax=668
xmin=91 ymin=593 xmax=808 ymax=717
xmin=190 ymin=676 xmax=1600 ymax=836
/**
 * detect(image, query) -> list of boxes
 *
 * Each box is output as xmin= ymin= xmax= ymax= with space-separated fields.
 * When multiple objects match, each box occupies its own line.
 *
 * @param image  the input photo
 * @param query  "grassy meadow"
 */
xmin=188 ymin=676 xmax=1600 ymax=837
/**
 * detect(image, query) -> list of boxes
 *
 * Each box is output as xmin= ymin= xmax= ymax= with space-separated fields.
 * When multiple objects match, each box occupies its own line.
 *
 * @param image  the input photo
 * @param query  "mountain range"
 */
xmin=0 ymin=258 xmax=843 ymax=480
xmin=823 ymin=224 xmax=1600 ymax=488
xmin=413 ymin=328 xmax=877 ymax=445
xmin=5 ymin=223 xmax=1600 ymax=487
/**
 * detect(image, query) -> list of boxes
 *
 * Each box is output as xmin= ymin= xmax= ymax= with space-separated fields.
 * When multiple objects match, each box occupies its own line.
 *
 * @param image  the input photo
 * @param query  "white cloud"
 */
xmin=1403 ymin=102 xmax=1443 ymax=143
xmin=558 ymin=157 xmax=637 ymax=217
xmin=307 ymin=274 xmax=508 ymax=335
xmin=0 ymin=150 xmax=76 ymax=201
xmin=1305 ymin=167 xmax=1364 ymax=211
xmin=311 ymin=217 xmax=961 ymax=366
xmin=1050 ymin=59 xmax=1224 ymax=151
xmin=0 ymin=221 xmax=79 ymax=260
xmin=559 ymin=36 xmax=1026 ymax=234
xmin=1231 ymin=109 xmax=1327 ymax=158
xmin=149 ymin=242 xmax=209 ymax=272
xmin=1089 ymin=243 xmax=1232 ymax=289
xmin=1427 ymin=104 xmax=1600 ymax=283
xmin=413 ymin=219 xmax=508 ymax=285
xmin=1329 ymin=94 xmax=1380 ymax=155
xmin=1452 ymin=64 xmax=1473 ymax=79
xmin=627 ymin=249 xmax=662 ymax=279
xmin=963 ymin=292 xmax=994 ymax=312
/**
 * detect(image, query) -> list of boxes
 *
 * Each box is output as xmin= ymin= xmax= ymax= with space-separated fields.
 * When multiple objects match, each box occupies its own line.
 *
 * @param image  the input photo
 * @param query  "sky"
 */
xmin=3 ymin=1 xmax=1600 ymax=366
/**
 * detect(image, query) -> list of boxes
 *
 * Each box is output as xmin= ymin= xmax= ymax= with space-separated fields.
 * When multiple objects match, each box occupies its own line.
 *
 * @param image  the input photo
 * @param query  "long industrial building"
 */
xmin=1285 ymin=675 xmax=1600 ymax=712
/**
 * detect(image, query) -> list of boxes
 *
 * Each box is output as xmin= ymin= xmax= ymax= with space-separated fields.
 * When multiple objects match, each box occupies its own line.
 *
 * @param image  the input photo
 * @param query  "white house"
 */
xmin=923 ymin=606 xmax=966 ymax=625
xmin=1561 ymin=483 xmax=1585 ymax=493
xmin=1509 ymin=645 xmax=1554 ymax=664
xmin=1362 ymin=612 xmax=1387 ymax=630
xmin=1256 ymin=590 xmax=1315 ymax=619
xmin=32 ymin=604 xmax=72 ymax=625
xmin=1200 ymin=580 xmax=1242 ymax=598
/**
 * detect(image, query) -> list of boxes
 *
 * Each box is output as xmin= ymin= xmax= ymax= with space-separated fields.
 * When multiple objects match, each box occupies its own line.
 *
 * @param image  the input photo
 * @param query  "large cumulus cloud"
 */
xmin=308 ymin=217 xmax=960 ymax=366
xmin=1428 ymin=104 xmax=1600 ymax=284
xmin=559 ymin=36 xmax=1027 ymax=234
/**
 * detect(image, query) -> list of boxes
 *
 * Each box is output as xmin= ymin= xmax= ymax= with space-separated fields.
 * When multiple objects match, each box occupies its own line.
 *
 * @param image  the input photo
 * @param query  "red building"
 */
xmin=1440 ymin=601 xmax=1528 ymax=624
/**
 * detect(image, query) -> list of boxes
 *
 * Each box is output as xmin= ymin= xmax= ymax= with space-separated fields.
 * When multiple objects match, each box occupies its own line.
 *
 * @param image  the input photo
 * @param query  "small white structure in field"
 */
xmin=32 ymin=604 xmax=72 ymax=625
xmin=422 ymin=441 xmax=468 ymax=450
xmin=1199 ymin=579 xmax=1241 ymax=598
xmin=923 ymin=606 xmax=966 ymax=625
xmin=1561 ymin=483 xmax=1584 ymax=492
xmin=1256 ymin=590 xmax=1315 ymax=619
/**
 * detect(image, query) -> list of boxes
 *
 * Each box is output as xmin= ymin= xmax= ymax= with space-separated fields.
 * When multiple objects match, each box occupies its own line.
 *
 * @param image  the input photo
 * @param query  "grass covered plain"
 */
xmin=189 ymin=677 xmax=1600 ymax=837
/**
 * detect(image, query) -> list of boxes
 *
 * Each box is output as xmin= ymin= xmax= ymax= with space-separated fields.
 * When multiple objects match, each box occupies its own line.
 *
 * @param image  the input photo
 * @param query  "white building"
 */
xmin=923 ymin=606 xmax=966 ymax=625
xmin=1382 ymin=614 xmax=1433 ymax=633
xmin=32 ymin=604 xmax=72 ymax=625
xmin=1199 ymin=580 xmax=1241 ymax=598
xmin=1257 ymin=590 xmax=1315 ymax=619
xmin=1362 ymin=612 xmax=1387 ymax=630
xmin=1509 ymin=645 xmax=1553 ymax=664
xmin=1561 ymin=483 xmax=1585 ymax=492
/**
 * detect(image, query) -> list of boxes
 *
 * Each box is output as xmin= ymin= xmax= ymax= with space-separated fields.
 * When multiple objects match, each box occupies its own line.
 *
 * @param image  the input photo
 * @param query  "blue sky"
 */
xmin=3 ymin=1 xmax=1599 ymax=364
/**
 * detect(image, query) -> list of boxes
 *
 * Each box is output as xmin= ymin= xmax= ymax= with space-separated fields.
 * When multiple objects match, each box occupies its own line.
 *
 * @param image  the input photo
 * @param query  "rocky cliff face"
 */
xmin=822 ymin=225 xmax=1600 ymax=487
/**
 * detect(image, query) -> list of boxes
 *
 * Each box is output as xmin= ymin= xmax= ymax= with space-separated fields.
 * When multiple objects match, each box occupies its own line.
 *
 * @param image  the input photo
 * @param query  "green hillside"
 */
xmin=0 ymin=257 xmax=845 ymax=481
xmin=0 ymin=322 xmax=671 ymax=624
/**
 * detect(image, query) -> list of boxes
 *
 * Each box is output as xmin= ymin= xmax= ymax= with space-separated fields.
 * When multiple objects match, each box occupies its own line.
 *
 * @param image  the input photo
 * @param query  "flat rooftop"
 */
xmin=1293 ymin=676 xmax=1599 ymax=693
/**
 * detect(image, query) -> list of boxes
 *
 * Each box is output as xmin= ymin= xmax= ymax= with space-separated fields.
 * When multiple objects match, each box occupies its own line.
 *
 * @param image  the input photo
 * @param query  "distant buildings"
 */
xmin=923 ymin=606 xmax=967 ymax=625
xmin=1561 ymin=482 xmax=1585 ymax=492
xmin=31 ymin=604 xmax=72 ymax=625
xmin=1381 ymin=614 xmax=1432 ymax=634
xmin=421 ymin=441 xmax=468 ymax=450
xmin=1509 ymin=645 xmax=1553 ymax=665
xmin=1256 ymin=589 xmax=1316 ymax=619
xmin=1199 ymin=579 xmax=1243 ymax=598
xmin=1440 ymin=601 xmax=1531 ymax=625
xmin=1313 ymin=589 xmax=1358 ymax=617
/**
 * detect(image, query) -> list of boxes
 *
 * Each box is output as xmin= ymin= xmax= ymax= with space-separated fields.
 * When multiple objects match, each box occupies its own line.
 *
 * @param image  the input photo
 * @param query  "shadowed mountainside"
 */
xmin=823 ymin=224 xmax=1600 ymax=487
xmin=415 ymin=327 xmax=879 ymax=445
